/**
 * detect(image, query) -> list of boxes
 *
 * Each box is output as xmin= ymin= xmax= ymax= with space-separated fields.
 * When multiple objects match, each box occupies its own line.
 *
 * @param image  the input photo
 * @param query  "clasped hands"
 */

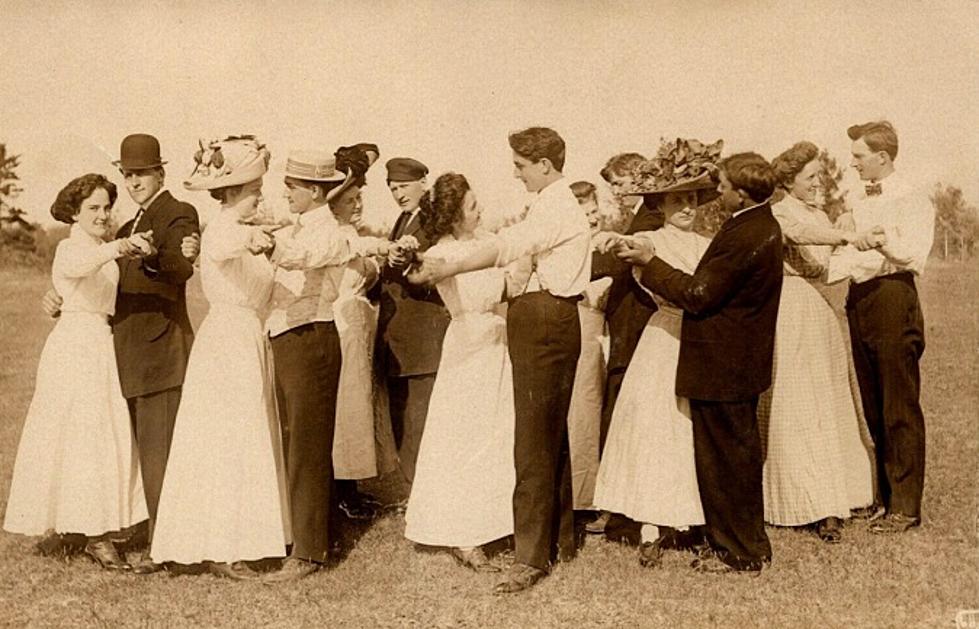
xmin=848 ymin=225 xmax=888 ymax=251
xmin=119 ymin=230 xmax=156 ymax=259
xmin=594 ymin=231 xmax=657 ymax=266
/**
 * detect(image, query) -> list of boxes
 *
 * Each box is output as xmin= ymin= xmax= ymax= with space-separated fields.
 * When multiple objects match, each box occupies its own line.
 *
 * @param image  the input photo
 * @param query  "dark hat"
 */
xmin=385 ymin=157 xmax=428 ymax=182
xmin=113 ymin=133 xmax=167 ymax=170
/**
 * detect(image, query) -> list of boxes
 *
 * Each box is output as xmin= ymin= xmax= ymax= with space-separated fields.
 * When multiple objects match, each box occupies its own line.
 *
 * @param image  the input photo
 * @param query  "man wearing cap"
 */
xmin=44 ymin=133 xmax=201 ymax=573
xmin=828 ymin=121 xmax=933 ymax=534
xmin=262 ymin=150 xmax=353 ymax=582
xmin=376 ymin=157 xmax=450 ymax=486
xmin=410 ymin=127 xmax=591 ymax=594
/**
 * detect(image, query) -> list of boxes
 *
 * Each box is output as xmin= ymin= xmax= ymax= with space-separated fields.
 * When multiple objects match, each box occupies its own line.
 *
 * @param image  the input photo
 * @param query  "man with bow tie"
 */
xmin=376 ymin=158 xmax=450 ymax=487
xmin=828 ymin=120 xmax=934 ymax=534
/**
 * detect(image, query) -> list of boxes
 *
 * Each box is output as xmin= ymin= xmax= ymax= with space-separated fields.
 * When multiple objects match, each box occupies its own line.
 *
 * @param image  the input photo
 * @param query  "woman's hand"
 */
xmin=407 ymin=255 xmax=449 ymax=286
xmin=41 ymin=288 xmax=63 ymax=319
xmin=246 ymin=225 xmax=277 ymax=255
xmin=127 ymin=230 xmax=156 ymax=258
xmin=181 ymin=232 xmax=201 ymax=262
xmin=614 ymin=235 xmax=656 ymax=266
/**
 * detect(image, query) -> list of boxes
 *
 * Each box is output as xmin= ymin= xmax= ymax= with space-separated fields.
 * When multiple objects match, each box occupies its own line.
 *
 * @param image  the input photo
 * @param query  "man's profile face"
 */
xmin=717 ymin=170 xmax=742 ymax=213
xmin=607 ymin=172 xmax=641 ymax=209
xmin=512 ymin=152 xmax=548 ymax=193
xmin=850 ymin=138 xmax=885 ymax=182
xmin=121 ymin=168 xmax=163 ymax=206
xmin=283 ymin=177 xmax=317 ymax=215
xmin=388 ymin=179 xmax=426 ymax=211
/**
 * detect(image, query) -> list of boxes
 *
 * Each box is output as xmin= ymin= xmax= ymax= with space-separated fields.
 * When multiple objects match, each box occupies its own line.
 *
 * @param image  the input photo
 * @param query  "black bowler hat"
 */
xmin=113 ymin=133 xmax=168 ymax=170
xmin=385 ymin=157 xmax=428 ymax=182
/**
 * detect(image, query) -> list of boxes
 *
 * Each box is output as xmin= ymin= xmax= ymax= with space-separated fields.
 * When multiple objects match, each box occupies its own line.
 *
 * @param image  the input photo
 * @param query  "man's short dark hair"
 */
xmin=508 ymin=127 xmax=566 ymax=172
xmin=600 ymin=152 xmax=645 ymax=183
xmin=847 ymin=120 xmax=898 ymax=161
xmin=719 ymin=152 xmax=776 ymax=204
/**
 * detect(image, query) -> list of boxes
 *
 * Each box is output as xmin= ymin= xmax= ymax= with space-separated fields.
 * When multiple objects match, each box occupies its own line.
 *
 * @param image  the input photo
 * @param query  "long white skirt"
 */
xmin=593 ymin=309 xmax=705 ymax=528
xmin=566 ymin=305 xmax=605 ymax=509
xmin=151 ymin=304 xmax=290 ymax=564
xmin=404 ymin=312 xmax=515 ymax=548
xmin=4 ymin=312 xmax=147 ymax=536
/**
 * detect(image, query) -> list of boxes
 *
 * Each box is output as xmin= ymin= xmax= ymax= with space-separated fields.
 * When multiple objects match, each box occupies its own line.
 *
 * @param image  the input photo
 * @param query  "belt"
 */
xmin=515 ymin=289 xmax=582 ymax=305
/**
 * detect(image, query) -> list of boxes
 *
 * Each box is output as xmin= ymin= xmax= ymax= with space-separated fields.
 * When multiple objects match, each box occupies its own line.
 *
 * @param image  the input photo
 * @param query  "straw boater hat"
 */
xmin=184 ymin=135 xmax=270 ymax=191
xmin=285 ymin=150 xmax=349 ymax=182
xmin=623 ymin=138 xmax=724 ymax=196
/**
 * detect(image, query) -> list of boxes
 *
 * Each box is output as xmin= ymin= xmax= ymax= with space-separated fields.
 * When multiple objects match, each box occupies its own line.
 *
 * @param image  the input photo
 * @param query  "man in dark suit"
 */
xmin=111 ymin=134 xmax=199 ymax=573
xmin=376 ymin=158 xmax=450 ymax=486
xmin=618 ymin=152 xmax=783 ymax=573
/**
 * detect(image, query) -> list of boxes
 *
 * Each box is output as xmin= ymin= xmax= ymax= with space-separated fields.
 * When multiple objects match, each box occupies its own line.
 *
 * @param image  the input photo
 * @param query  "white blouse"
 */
xmin=52 ymin=224 xmax=124 ymax=317
xmin=200 ymin=208 xmax=274 ymax=312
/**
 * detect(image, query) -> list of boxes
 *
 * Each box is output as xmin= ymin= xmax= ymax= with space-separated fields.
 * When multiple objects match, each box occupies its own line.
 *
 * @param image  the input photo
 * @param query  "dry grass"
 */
xmin=0 ymin=262 xmax=976 ymax=628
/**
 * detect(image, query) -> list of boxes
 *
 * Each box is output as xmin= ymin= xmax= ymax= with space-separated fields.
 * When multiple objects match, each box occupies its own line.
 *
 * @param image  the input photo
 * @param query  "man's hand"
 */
xmin=181 ymin=232 xmax=201 ymax=262
xmin=246 ymin=225 xmax=277 ymax=255
xmin=41 ymin=288 xmax=63 ymax=319
xmin=852 ymin=226 xmax=887 ymax=251
xmin=127 ymin=230 xmax=157 ymax=258
xmin=592 ymin=231 xmax=623 ymax=254
xmin=614 ymin=235 xmax=656 ymax=266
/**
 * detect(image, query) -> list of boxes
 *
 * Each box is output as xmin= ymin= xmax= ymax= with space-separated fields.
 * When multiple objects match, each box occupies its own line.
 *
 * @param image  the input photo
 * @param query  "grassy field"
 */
xmin=0 ymin=261 xmax=976 ymax=628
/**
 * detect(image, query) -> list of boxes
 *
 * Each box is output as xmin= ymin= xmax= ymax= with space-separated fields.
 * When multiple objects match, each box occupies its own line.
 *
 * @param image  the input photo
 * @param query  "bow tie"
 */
xmin=865 ymin=182 xmax=883 ymax=197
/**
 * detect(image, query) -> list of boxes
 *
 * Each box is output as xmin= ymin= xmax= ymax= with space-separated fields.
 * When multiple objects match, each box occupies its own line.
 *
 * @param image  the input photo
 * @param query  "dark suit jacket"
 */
xmin=591 ymin=202 xmax=664 ymax=371
xmin=112 ymin=190 xmax=200 ymax=399
xmin=376 ymin=212 xmax=450 ymax=377
xmin=639 ymin=203 xmax=783 ymax=402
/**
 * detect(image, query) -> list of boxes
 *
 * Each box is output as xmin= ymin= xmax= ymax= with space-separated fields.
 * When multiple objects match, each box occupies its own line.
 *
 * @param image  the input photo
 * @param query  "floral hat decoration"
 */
xmin=184 ymin=135 xmax=271 ymax=191
xmin=624 ymin=137 xmax=724 ymax=195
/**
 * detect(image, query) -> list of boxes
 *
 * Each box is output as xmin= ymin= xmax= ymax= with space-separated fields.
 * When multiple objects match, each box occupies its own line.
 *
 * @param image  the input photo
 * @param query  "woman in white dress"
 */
xmin=759 ymin=141 xmax=874 ymax=542
xmin=565 ymin=181 xmax=612 ymax=511
xmin=150 ymin=137 xmax=289 ymax=578
xmin=4 ymin=174 xmax=150 ymax=570
xmin=404 ymin=173 xmax=515 ymax=572
xmin=593 ymin=140 xmax=721 ymax=568
xmin=327 ymin=144 xmax=398 ymax=520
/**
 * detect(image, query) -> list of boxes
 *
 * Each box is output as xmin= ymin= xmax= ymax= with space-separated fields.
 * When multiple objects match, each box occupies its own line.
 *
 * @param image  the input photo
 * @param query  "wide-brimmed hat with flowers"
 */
xmin=184 ymin=135 xmax=270 ymax=191
xmin=623 ymin=138 xmax=724 ymax=195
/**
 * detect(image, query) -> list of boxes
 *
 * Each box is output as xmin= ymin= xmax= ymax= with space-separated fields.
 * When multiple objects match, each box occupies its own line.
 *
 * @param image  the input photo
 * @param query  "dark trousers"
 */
xmin=127 ymin=386 xmax=181 ymax=543
xmin=387 ymin=373 xmax=436 ymax=485
xmin=507 ymin=292 xmax=581 ymax=571
xmin=271 ymin=322 xmax=342 ymax=563
xmin=599 ymin=366 xmax=627 ymax=455
xmin=846 ymin=272 xmax=926 ymax=517
xmin=690 ymin=398 xmax=771 ymax=571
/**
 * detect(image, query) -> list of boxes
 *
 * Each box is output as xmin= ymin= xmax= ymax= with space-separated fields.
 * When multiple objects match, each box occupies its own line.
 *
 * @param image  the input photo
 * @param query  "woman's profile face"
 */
xmin=660 ymin=191 xmax=698 ymax=231
xmin=228 ymin=179 xmax=264 ymax=219
xmin=790 ymin=158 xmax=820 ymax=205
xmin=75 ymin=187 xmax=114 ymax=240
xmin=456 ymin=189 xmax=481 ymax=233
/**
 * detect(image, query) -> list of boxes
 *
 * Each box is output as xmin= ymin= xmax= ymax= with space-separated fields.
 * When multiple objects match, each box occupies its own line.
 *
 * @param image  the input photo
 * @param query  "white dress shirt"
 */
xmin=827 ymin=171 xmax=934 ymax=284
xmin=266 ymin=204 xmax=350 ymax=337
xmin=494 ymin=178 xmax=591 ymax=298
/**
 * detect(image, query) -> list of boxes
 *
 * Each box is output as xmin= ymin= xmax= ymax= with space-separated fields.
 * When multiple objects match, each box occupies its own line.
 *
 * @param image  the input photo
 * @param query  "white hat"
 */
xmin=184 ymin=135 xmax=270 ymax=191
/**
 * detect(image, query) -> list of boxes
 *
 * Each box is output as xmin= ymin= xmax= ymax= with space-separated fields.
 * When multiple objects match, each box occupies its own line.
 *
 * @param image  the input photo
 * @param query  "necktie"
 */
xmin=865 ymin=182 xmax=883 ymax=197
xmin=129 ymin=206 xmax=146 ymax=237
xmin=394 ymin=210 xmax=413 ymax=239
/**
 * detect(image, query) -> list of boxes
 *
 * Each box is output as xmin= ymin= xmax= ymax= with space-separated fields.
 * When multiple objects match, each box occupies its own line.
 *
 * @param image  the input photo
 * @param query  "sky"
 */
xmin=2 ymin=0 xmax=977 ymax=230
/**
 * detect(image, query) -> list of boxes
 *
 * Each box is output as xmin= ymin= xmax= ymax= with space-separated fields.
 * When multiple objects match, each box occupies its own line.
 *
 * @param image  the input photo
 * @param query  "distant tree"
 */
xmin=0 ymin=142 xmax=44 ymax=266
xmin=817 ymin=149 xmax=848 ymax=222
xmin=931 ymin=184 xmax=979 ymax=260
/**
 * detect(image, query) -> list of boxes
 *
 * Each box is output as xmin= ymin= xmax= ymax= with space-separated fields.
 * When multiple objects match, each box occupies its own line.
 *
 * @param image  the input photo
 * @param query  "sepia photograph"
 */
xmin=0 ymin=1 xmax=976 ymax=627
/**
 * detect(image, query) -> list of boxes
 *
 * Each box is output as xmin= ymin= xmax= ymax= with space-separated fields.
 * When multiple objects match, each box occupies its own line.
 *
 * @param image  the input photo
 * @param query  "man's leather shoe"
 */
xmin=262 ymin=557 xmax=320 ymax=583
xmin=493 ymin=562 xmax=546 ymax=594
xmin=850 ymin=503 xmax=885 ymax=521
xmin=816 ymin=517 xmax=843 ymax=543
xmin=638 ymin=539 xmax=664 ymax=568
xmin=208 ymin=561 xmax=259 ymax=581
xmin=131 ymin=550 xmax=162 ymax=575
xmin=585 ymin=511 xmax=610 ymax=534
xmin=451 ymin=547 xmax=500 ymax=573
xmin=869 ymin=513 xmax=920 ymax=534
xmin=84 ymin=540 xmax=130 ymax=571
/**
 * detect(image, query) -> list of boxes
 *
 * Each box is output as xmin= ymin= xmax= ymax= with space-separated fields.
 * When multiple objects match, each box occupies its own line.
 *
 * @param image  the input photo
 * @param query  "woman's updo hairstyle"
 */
xmin=50 ymin=173 xmax=118 ymax=224
xmin=419 ymin=172 xmax=470 ymax=242
xmin=771 ymin=141 xmax=819 ymax=189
